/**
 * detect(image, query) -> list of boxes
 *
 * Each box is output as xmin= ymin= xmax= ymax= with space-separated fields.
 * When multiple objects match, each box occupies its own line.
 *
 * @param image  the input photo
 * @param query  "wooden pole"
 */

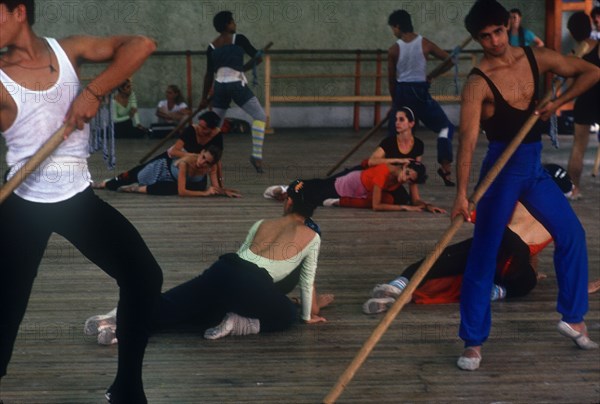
xmin=427 ymin=36 xmax=472 ymax=80
xmin=322 ymin=42 xmax=591 ymax=404
xmin=0 ymin=125 xmax=67 ymax=204
xmin=325 ymin=110 xmax=390 ymax=177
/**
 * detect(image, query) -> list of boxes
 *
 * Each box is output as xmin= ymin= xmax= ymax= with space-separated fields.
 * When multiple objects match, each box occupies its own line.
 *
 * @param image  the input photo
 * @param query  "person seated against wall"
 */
xmin=508 ymin=8 xmax=544 ymax=47
xmin=362 ymin=164 xmax=600 ymax=313
xmin=94 ymin=145 xmax=239 ymax=197
xmin=83 ymin=180 xmax=334 ymax=345
xmin=112 ymin=78 xmax=147 ymax=138
xmin=265 ymin=160 xmax=444 ymax=213
xmin=149 ymin=84 xmax=191 ymax=138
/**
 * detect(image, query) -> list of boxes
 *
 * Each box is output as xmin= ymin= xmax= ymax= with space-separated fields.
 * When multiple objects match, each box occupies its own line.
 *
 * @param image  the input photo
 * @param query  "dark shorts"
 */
xmin=573 ymin=88 xmax=600 ymax=125
xmin=212 ymin=81 xmax=255 ymax=109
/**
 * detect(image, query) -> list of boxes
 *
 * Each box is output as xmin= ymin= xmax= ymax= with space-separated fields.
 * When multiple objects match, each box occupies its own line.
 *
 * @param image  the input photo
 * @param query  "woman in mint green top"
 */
xmin=84 ymin=180 xmax=334 ymax=345
xmin=111 ymin=78 xmax=147 ymax=138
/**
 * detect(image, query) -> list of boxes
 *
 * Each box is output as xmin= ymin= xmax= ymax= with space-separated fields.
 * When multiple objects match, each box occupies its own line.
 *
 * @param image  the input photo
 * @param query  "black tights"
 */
xmin=0 ymin=188 xmax=163 ymax=400
xmin=155 ymin=254 xmax=297 ymax=333
xmin=402 ymin=228 xmax=536 ymax=297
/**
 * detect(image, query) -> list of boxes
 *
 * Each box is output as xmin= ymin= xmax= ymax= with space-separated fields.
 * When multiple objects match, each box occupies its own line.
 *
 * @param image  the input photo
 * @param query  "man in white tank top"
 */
xmin=387 ymin=9 xmax=457 ymax=187
xmin=0 ymin=1 xmax=162 ymax=402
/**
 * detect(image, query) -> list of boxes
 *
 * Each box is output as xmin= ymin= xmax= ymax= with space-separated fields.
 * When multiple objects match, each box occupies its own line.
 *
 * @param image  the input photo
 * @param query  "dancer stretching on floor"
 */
xmin=363 ymin=165 xmax=600 ymax=313
xmin=264 ymin=161 xmax=444 ymax=213
xmin=94 ymin=146 xmax=239 ymax=197
xmin=84 ymin=180 xmax=334 ymax=345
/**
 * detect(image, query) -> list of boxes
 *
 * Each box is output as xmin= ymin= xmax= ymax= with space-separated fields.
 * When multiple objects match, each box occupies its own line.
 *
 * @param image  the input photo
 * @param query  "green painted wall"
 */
xmin=32 ymin=0 xmax=546 ymax=111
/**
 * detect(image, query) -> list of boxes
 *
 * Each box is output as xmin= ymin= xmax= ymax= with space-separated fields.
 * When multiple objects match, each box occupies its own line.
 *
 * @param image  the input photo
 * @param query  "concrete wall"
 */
xmin=31 ymin=0 xmax=546 ymax=128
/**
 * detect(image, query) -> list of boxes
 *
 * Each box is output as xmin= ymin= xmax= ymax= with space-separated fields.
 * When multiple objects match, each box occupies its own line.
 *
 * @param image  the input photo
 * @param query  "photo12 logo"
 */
xmin=198 ymin=1 xmax=339 ymax=24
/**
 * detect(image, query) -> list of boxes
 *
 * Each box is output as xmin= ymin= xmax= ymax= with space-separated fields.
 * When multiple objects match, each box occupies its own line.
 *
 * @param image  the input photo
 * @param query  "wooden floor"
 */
xmin=1 ymin=126 xmax=599 ymax=403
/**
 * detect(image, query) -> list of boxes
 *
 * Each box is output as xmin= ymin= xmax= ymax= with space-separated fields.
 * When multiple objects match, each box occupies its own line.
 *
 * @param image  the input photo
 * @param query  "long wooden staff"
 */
xmin=138 ymin=104 xmax=205 ymax=164
xmin=427 ymin=36 xmax=472 ymax=80
xmin=325 ymin=37 xmax=473 ymax=177
xmin=0 ymin=124 xmax=67 ymax=204
xmin=325 ymin=110 xmax=391 ymax=176
xmin=322 ymin=42 xmax=591 ymax=404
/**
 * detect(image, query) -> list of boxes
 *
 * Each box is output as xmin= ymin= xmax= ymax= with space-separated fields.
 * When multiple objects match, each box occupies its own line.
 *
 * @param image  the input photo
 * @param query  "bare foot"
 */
xmin=317 ymin=293 xmax=334 ymax=309
xmin=588 ymin=278 xmax=600 ymax=294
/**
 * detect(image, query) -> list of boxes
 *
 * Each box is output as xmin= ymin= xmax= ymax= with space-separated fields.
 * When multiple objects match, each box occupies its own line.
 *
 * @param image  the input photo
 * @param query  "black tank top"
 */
xmin=582 ymin=43 xmax=600 ymax=96
xmin=468 ymin=47 xmax=544 ymax=143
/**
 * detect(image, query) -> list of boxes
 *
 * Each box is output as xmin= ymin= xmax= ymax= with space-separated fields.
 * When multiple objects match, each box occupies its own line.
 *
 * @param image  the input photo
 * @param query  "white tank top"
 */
xmin=0 ymin=37 xmax=91 ymax=203
xmin=395 ymin=35 xmax=427 ymax=83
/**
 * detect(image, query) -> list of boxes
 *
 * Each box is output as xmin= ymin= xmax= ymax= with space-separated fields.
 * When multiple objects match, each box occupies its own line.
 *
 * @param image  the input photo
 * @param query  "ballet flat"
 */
xmin=249 ymin=156 xmax=264 ymax=174
xmin=437 ymin=168 xmax=455 ymax=187
xmin=557 ymin=321 xmax=599 ymax=350
xmin=457 ymin=347 xmax=481 ymax=371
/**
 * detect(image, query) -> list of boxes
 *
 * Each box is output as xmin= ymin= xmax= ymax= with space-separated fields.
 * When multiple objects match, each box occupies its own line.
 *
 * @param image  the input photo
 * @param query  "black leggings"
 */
xmin=155 ymin=253 xmax=297 ymax=333
xmin=301 ymin=177 xmax=340 ymax=207
xmin=104 ymin=152 xmax=207 ymax=195
xmin=104 ymin=153 xmax=170 ymax=191
xmin=402 ymin=227 xmax=537 ymax=298
xmin=0 ymin=188 xmax=163 ymax=393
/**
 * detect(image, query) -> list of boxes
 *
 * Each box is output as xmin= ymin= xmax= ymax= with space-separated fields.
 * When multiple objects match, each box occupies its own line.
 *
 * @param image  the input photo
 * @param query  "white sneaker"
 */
xmin=323 ymin=198 xmax=340 ymax=207
xmin=362 ymin=297 xmax=395 ymax=314
xmin=84 ymin=308 xmax=117 ymax=336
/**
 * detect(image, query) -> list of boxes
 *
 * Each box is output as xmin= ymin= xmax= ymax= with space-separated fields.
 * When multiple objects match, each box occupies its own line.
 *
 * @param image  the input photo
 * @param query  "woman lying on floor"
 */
xmin=363 ymin=164 xmax=600 ymax=313
xmin=94 ymin=145 xmax=239 ymax=197
xmin=84 ymin=179 xmax=334 ymax=344
xmin=264 ymin=160 xmax=445 ymax=213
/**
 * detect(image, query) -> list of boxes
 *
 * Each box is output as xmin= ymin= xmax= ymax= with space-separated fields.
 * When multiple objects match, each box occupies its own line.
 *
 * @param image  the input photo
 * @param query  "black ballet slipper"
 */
xmin=249 ymin=156 xmax=265 ymax=174
xmin=437 ymin=168 xmax=455 ymax=187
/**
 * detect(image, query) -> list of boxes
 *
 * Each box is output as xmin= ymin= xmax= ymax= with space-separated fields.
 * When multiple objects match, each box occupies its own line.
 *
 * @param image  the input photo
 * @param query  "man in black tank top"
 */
xmin=451 ymin=0 xmax=600 ymax=371
xmin=566 ymin=11 xmax=600 ymax=200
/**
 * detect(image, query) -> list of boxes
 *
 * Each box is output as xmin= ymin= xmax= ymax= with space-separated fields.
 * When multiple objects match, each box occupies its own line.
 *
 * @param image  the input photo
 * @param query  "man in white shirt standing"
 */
xmin=0 ymin=1 xmax=163 ymax=402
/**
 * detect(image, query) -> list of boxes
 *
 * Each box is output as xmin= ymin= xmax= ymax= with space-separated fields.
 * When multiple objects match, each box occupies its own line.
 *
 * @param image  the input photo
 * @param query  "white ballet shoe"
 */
xmin=557 ymin=321 xmax=599 ymax=350
xmin=371 ymin=283 xmax=403 ymax=299
xmin=97 ymin=326 xmax=118 ymax=345
xmin=263 ymin=185 xmax=287 ymax=200
xmin=322 ymin=198 xmax=340 ymax=207
xmin=83 ymin=308 xmax=117 ymax=336
xmin=362 ymin=297 xmax=395 ymax=314
xmin=204 ymin=312 xmax=260 ymax=340
xmin=457 ymin=347 xmax=481 ymax=371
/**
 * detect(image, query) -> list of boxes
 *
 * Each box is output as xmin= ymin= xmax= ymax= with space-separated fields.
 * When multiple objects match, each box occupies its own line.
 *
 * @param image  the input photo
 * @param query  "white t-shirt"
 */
xmin=156 ymin=99 xmax=188 ymax=124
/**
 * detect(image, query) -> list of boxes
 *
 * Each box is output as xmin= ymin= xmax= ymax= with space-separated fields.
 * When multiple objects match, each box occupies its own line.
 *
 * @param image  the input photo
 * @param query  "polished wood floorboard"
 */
xmin=1 ymin=127 xmax=599 ymax=403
